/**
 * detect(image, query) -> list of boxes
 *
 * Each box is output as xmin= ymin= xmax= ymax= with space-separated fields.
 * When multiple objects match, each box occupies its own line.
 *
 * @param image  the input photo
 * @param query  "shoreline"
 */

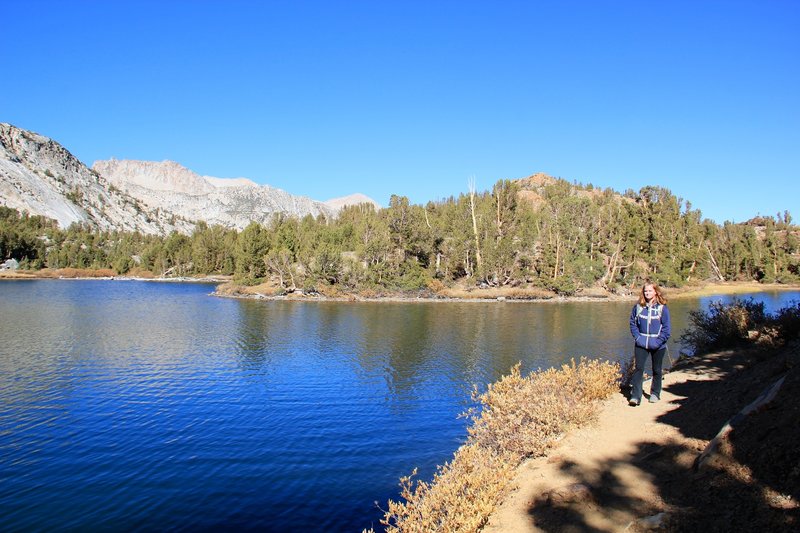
xmin=3 ymin=269 xmax=799 ymax=303
xmin=213 ymin=279 xmax=800 ymax=304
xmin=0 ymin=274 xmax=226 ymax=284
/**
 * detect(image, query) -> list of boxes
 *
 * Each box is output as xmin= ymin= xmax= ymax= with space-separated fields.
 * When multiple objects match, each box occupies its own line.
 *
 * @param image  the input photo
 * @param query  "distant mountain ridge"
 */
xmin=92 ymin=159 xmax=342 ymax=230
xmin=0 ymin=123 xmax=380 ymax=234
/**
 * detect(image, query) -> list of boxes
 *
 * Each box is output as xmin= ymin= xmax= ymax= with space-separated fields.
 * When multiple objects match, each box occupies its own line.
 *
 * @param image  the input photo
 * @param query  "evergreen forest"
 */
xmin=2 ymin=176 xmax=798 ymax=295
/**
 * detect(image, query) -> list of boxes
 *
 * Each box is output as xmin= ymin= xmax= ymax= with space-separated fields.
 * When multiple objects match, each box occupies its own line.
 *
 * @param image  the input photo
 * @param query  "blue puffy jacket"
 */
xmin=630 ymin=303 xmax=671 ymax=350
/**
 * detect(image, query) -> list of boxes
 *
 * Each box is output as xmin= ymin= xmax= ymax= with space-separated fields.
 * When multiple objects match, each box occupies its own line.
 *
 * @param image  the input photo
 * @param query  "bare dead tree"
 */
xmin=468 ymin=177 xmax=483 ymax=274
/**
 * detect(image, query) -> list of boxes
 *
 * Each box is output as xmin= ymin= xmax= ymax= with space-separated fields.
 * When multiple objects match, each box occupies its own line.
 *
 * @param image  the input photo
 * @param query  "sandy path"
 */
xmin=482 ymin=367 xmax=708 ymax=532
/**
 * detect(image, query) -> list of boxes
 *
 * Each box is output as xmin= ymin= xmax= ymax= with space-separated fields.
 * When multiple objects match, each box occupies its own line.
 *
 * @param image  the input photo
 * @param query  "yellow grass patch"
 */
xmin=438 ymin=286 xmax=555 ymax=300
xmin=215 ymin=281 xmax=283 ymax=297
xmin=37 ymin=268 xmax=117 ymax=278
xmin=0 ymin=270 xmax=37 ymax=279
xmin=125 ymin=267 xmax=156 ymax=278
xmin=670 ymin=281 xmax=800 ymax=299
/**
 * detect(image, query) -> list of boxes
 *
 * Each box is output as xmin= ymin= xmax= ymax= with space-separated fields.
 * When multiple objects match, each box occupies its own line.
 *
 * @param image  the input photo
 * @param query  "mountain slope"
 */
xmin=0 ymin=123 xmax=191 ymax=234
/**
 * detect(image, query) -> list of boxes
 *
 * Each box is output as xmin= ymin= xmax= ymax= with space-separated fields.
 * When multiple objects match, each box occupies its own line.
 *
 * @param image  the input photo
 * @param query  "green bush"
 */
xmin=680 ymin=298 xmax=800 ymax=355
xmin=680 ymin=298 xmax=766 ymax=353
xmin=547 ymin=275 xmax=577 ymax=296
xmin=393 ymin=261 xmax=431 ymax=291
xmin=774 ymin=301 xmax=800 ymax=340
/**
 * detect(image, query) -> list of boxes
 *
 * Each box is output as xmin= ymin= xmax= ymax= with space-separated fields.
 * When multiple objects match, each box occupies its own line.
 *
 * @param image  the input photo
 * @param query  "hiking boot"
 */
xmin=649 ymin=394 xmax=660 ymax=403
xmin=629 ymin=398 xmax=640 ymax=406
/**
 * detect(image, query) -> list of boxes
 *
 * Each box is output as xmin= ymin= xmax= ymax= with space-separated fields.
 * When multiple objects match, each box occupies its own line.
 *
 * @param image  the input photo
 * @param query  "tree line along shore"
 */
xmin=1 ymin=177 xmax=798 ymax=297
xmin=3 ymin=265 xmax=798 ymax=305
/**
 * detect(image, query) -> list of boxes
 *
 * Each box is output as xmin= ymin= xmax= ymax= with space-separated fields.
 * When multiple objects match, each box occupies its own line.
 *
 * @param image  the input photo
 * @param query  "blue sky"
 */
xmin=2 ymin=1 xmax=797 ymax=223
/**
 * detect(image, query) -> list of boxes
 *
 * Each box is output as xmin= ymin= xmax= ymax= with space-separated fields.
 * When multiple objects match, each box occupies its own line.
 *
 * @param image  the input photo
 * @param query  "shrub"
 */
xmin=357 ymin=288 xmax=375 ymax=299
xmin=468 ymin=359 xmax=619 ymax=458
xmin=394 ymin=261 xmax=431 ymax=291
xmin=680 ymin=298 xmax=767 ymax=354
xmin=547 ymin=275 xmax=577 ymax=296
xmin=773 ymin=301 xmax=800 ymax=340
xmin=112 ymin=256 xmax=133 ymax=275
xmin=380 ymin=445 xmax=516 ymax=533
xmin=316 ymin=282 xmax=341 ymax=298
xmin=233 ymin=274 xmax=265 ymax=286
xmin=126 ymin=267 xmax=155 ymax=279
xmin=426 ymin=278 xmax=446 ymax=295
xmin=680 ymin=298 xmax=800 ymax=355
xmin=374 ymin=358 xmax=620 ymax=533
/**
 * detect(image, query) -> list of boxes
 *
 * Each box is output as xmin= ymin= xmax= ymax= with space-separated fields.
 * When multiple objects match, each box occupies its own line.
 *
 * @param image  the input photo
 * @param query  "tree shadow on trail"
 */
xmin=527 ymin=451 xmax=664 ymax=533
xmin=525 ymin=347 xmax=800 ymax=532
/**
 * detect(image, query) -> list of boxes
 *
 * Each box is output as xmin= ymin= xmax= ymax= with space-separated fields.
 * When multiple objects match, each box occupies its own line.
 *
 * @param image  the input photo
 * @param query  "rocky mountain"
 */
xmin=0 ymin=123 xmax=191 ymax=234
xmin=0 ymin=123 xmax=380 ymax=235
xmin=92 ymin=159 xmax=358 ymax=231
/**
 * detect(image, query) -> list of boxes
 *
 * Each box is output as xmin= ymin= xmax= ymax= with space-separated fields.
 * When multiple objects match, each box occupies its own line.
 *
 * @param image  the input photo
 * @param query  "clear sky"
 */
xmin=2 ymin=0 xmax=797 ymax=223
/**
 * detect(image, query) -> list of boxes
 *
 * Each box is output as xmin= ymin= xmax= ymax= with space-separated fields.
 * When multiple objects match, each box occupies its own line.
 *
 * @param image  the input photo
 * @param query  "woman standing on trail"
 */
xmin=628 ymin=281 xmax=671 ymax=406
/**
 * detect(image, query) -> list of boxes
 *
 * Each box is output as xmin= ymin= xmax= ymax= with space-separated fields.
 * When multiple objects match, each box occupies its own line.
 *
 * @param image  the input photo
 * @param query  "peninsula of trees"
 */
xmin=2 ymin=174 xmax=798 ymax=295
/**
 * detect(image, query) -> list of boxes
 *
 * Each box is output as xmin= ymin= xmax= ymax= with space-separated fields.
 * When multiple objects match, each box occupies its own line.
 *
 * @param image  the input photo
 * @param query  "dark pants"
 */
xmin=631 ymin=344 xmax=667 ymax=401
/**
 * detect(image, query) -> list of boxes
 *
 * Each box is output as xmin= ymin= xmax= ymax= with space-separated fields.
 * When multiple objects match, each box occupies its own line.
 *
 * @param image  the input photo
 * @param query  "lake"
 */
xmin=0 ymin=280 xmax=797 ymax=532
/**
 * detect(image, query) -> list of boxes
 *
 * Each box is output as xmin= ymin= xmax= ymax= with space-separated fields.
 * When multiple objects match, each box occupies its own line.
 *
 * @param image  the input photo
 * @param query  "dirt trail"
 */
xmin=482 ymin=345 xmax=799 ymax=532
xmin=483 ymin=371 xmax=697 ymax=532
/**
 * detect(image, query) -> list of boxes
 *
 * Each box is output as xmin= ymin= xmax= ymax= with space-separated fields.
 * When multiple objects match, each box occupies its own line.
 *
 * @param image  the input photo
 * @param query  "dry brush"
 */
xmin=369 ymin=357 xmax=620 ymax=533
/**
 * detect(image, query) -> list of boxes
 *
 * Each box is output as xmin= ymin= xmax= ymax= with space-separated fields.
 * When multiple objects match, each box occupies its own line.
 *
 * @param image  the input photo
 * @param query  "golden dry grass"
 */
xmin=0 ymin=269 xmax=37 ymax=278
xmin=125 ymin=267 xmax=156 ymax=278
xmin=316 ymin=283 xmax=342 ymax=298
xmin=669 ymin=281 xmax=800 ymax=299
xmin=37 ymin=268 xmax=117 ymax=278
xmin=437 ymin=286 xmax=555 ymax=300
xmin=467 ymin=359 xmax=620 ymax=459
xmin=215 ymin=280 xmax=283 ymax=297
xmin=371 ymin=358 xmax=620 ymax=533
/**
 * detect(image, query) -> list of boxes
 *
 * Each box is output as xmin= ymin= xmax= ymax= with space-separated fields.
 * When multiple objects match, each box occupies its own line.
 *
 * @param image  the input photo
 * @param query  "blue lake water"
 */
xmin=0 ymin=280 xmax=797 ymax=532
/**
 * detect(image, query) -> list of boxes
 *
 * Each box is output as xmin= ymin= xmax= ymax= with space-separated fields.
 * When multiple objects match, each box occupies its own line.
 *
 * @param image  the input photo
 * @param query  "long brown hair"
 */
xmin=638 ymin=280 xmax=668 ymax=306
